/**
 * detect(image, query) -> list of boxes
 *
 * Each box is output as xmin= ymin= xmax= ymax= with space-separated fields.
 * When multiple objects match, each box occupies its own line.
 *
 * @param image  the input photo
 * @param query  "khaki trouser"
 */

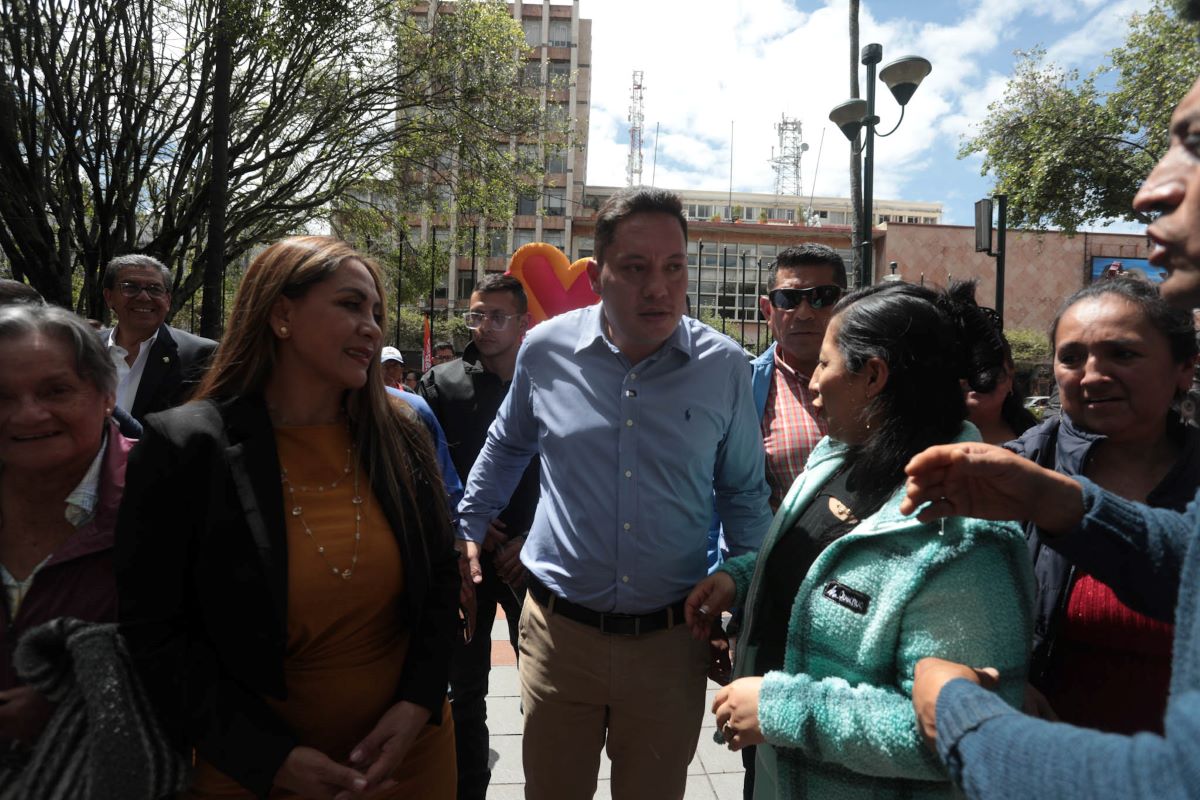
xmin=518 ymin=593 xmax=710 ymax=800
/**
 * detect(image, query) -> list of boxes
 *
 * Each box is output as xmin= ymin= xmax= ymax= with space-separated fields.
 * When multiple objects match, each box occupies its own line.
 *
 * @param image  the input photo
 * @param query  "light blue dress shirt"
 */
xmin=457 ymin=303 xmax=771 ymax=614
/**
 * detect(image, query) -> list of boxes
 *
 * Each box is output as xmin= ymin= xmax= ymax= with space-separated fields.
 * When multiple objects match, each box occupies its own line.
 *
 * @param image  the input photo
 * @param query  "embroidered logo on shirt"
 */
xmin=823 ymin=581 xmax=870 ymax=614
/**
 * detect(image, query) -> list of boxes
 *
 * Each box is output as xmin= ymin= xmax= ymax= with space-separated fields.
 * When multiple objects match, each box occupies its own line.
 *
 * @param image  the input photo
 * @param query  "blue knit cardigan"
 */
xmin=936 ymin=477 xmax=1200 ymax=800
xmin=721 ymin=424 xmax=1034 ymax=799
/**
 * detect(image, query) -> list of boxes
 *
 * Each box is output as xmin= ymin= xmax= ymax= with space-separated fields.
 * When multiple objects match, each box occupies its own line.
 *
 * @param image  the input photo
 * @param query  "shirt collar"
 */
xmin=773 ymin=347 xmax=813 ymax=382
xmin=573 ymin=302 xmax=692 ymax=360
xmin=108 ymin=325 xmax=160 ymax=354
xmin=64 ymin=430 xmax=109 ymax=528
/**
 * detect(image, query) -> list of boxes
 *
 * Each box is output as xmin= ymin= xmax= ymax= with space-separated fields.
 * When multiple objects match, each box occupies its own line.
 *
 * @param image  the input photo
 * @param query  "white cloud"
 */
xmin=577 ymin=0 xmax=1156 ymax=207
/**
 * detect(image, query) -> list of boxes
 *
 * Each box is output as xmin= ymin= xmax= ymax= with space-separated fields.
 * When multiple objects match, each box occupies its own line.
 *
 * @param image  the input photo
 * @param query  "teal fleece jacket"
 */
xmin=721 ymin=424 xmax=1034 ymax=799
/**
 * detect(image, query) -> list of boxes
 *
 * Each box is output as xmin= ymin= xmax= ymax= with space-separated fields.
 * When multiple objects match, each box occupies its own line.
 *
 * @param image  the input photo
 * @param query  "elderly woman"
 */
xmin=116 ymin=237 xmax=460 ymax=799
xmin=0 ymin=304 xmax=132 ymax=748
xmin=686 ymin=282 xmax=1034 ymax=799
xmin=1010 ymin=278 xmax=1199 ymax=734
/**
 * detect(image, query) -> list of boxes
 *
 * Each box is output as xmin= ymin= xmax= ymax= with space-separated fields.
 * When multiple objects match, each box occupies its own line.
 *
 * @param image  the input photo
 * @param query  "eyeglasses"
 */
xmin=767 ymin=285 xmax=842 ymax=310
xmin=978 ymin=306 xmax=1002 ymax=331
xmin=464 ymin=311 xmax=522 ymax=330
xmin=117 ymin=281 xmax=167 ymax=299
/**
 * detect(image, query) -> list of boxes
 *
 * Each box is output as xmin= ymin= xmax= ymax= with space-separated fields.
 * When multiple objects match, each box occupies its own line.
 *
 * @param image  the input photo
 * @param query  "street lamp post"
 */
xmin=829 ymin=44 xmax=931 ymax=289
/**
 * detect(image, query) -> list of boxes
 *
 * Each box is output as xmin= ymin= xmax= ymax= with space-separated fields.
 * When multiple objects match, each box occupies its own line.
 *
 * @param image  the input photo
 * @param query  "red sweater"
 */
xmin=1044 ymin=572 xmax=1173 ymax=734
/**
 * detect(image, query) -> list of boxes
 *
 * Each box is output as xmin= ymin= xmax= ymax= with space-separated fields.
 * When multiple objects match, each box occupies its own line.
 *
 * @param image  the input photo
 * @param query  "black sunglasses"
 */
xmin=767 ymin=285 xmax=843 ymax=310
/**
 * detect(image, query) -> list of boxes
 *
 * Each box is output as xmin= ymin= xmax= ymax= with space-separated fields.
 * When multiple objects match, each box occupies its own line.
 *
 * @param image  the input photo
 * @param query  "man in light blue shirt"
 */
xmin=457 ymin=187 xmax=771 ymax=799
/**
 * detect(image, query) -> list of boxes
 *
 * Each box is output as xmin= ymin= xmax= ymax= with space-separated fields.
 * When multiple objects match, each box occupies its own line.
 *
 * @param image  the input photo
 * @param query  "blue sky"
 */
xmin=577 ymin=0 xmax=1155 ymax=230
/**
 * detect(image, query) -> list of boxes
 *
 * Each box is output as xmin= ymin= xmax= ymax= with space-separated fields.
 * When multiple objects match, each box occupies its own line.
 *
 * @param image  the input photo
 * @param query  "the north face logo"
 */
xmin=823 ymin=581 xmax=870 ymax=614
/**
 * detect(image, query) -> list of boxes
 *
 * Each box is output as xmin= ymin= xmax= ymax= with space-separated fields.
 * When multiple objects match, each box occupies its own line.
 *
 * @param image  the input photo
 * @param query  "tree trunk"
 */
xmin=848 ymin=0 xmax=863 ymax=286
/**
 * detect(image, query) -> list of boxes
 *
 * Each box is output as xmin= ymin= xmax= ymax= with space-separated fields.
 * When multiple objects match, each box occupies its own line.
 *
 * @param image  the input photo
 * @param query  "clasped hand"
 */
xmin=273 ymin=700 xmax=430 ymax=799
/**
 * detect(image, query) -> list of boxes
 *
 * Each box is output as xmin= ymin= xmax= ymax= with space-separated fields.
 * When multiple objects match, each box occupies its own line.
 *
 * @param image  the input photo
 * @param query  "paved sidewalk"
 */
xmin=482 ymin=604 xmax=745 ymax=799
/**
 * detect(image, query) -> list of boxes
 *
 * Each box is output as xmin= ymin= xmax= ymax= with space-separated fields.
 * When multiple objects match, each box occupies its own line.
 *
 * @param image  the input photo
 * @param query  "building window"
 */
xmin=513 ymin=228 xmax=536 ymax=249
xmin=517 ymin=194 xmax=539 ymax=216
xmin=547 ymin=61 xmax=571 ymax=85
xmin=488 ymin=229 xmax=509 ymax=257
xmin=546 ymin=147 xmax=568 ymax=173
xmin=541 ymin=230 xmax=564 ymax=248
xmin=544 ymin=188 xmax=566 ymax=216
xmin=548 ymin=20 xmax=571 ymax=46
xmin=522 ymin=19 xmax=540 ymax=46
xmin=457 ymin=272 xmax=476 ymax=299
xmin=522 ymin=61 xmax=542 ymax=86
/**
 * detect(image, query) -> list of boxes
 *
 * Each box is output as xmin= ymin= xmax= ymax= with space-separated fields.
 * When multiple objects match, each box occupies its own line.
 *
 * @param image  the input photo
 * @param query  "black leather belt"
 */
xmin=526 ymin=575 xmax=686 ymax=636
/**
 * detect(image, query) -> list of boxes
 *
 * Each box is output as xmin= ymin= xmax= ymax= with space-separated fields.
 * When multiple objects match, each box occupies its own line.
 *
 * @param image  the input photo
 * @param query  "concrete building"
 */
xmin=404 ymin=0 xmax=591 ymax=311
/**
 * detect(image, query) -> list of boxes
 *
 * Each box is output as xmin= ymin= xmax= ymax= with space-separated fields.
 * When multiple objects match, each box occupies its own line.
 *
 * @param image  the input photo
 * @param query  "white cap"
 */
xmin=380 ymin=346 xmax=404 ymax=365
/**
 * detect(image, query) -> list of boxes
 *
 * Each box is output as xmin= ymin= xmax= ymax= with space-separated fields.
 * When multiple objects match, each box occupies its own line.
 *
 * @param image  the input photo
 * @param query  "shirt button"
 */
xmin=623 ymin=522 xmax=631 ymax=530
xmin=624 ymin=470 xmax=632 ymax=478
xmin=625 ymin=419 xmax=634 ymax=427
xmin=622 ymin=575 xmax=630 ymax=583
xmin=629 ymin=372 xmax=637 ymax=379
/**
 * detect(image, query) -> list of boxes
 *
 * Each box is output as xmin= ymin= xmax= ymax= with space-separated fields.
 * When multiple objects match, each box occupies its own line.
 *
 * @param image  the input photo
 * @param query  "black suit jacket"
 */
xmin=114 ymin=394 xmax=459 ymax=797
xmin=104 ymin=323 xmax=218 ymax=423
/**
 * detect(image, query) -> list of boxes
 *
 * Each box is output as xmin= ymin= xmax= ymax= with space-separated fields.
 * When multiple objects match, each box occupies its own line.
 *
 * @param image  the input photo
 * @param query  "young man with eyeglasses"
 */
xmin=100 ymin=254 xmax=216 ymax=423
xmin=416 ymin=272 xmax=539 ymax=800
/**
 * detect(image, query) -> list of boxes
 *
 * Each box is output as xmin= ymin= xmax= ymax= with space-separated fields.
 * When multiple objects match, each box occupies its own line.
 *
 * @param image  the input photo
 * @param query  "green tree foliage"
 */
xmin=960 ymin=0 xmax=1200 ymax=233
xmin=0 ymin=0 xmax=553 ymax=317
xmin=1006 ymin=327 xmax=1052 ymax=363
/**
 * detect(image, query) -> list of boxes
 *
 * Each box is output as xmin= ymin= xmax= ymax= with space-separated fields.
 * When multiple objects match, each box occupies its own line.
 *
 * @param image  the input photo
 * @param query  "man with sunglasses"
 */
xmin=100 ymin=254 xmax=216 ymax=424
xmin=754 ymin=244 xmax=847 ymax=511
xmin=417 ymin=272 xmax=539 ymax=800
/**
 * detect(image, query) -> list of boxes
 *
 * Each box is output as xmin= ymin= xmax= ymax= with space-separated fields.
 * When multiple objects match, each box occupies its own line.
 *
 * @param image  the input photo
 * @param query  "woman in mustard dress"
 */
xmin=115 ymin=237 xmax=460 ymax=799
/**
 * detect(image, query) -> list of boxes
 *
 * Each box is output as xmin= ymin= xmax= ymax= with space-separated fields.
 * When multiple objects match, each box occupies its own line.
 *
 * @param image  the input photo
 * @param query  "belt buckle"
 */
xmin=598 ymin=612 xmax=640 ymax=636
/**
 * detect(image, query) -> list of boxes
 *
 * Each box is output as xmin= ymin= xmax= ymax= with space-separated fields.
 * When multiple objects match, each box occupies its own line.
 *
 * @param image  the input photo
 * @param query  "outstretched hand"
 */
xmin=912 ymin=657 xmax=1000 ymax=751
xmin=900 ymin=442 xmax=1084 ymax=534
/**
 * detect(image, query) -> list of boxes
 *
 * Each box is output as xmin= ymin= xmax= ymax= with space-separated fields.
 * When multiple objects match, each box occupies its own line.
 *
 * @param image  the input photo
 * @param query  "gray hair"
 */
xmin=0 ymin=304 xmax=117 ymax=396
xmin=102 ymin=254 xmax=172 ymax=291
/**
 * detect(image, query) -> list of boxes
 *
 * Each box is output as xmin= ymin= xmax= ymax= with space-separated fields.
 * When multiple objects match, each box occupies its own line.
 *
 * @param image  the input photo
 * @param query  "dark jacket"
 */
xmin=417 ymin=341 xmax=539 ymax=533
xmin=0 ymin=421 xmax=133 ymax=697
xmin=1006 ymin=414 xmax=1200 ymax=685
xmin=102 ymin=324 xmax=217 ymax=423
xmin=114 ymin=394 xmax=459 ymax=798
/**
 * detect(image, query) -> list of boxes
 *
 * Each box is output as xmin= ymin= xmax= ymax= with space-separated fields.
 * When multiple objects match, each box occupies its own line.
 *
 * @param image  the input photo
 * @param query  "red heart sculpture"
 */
xmin=507 ymin=243 xmax=599 ymax=325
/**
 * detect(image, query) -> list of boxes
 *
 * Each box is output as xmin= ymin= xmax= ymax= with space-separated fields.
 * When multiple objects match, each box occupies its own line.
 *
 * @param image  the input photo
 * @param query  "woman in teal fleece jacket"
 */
xmin=687 ymin=282 xmax=1034 ymax=799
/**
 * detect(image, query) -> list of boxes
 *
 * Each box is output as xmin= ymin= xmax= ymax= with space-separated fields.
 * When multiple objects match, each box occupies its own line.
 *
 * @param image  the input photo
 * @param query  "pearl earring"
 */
xmin=279 ymin=326 xmax=289 ymax=336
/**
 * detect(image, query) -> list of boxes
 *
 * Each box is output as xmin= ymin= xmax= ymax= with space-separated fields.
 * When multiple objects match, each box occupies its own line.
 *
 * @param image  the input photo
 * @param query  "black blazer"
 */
xmin=114 ymin=394 xmax=459 ymax=797
xmin=103 ymin=324 xmax=218 ymax=423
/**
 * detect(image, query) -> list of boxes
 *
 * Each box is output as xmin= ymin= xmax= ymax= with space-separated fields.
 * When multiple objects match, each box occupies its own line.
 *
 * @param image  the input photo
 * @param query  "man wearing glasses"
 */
xmin=457 ymin=188 xmax=771 ymax=799
xmin=417 ymin=273 xmax=539 ymax=800
xmin=100 ymin=254 xmax=216 ymax=424
xmin=754 ymin=244 xmax=847 ymax=511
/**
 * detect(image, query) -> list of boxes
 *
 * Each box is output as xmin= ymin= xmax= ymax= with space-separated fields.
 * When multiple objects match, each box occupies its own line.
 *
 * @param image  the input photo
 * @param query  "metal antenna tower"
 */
xmin=770 ymin=114 xmax=809 ymax=197
xmin=626 ymin=70 xmax=645 ymax=187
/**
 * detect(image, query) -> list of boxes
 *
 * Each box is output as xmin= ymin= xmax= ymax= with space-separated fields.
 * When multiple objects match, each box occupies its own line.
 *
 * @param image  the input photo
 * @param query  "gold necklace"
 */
xmin=280 ymin=448 xmax=363 ymax=581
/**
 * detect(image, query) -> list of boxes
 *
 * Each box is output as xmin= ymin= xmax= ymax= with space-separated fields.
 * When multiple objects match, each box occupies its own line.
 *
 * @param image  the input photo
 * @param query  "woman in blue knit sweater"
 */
xmin=686 ymin=282 xmax=1034 ymax=799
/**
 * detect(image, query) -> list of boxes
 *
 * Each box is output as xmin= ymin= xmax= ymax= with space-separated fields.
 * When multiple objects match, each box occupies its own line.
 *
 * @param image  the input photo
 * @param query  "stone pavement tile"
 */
xmin=694 ymin=730 xmax=746 ymax=775
xmin=708 ymin=771 xmax=745 ymax=798
xmin=684 ymin=775 xmax=719 ymax=799
xmin=484 ymin=784 xmax=525 ymax=799
xmin=489 ymin=663 xmax=521 ymax=697
xmin=687 ymin=747 xmax=704 ymax=775
xmin=488 ymin=732 xmax=525 ymax=785
xmin=488 ymin=695 xmax=524 ymax=735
